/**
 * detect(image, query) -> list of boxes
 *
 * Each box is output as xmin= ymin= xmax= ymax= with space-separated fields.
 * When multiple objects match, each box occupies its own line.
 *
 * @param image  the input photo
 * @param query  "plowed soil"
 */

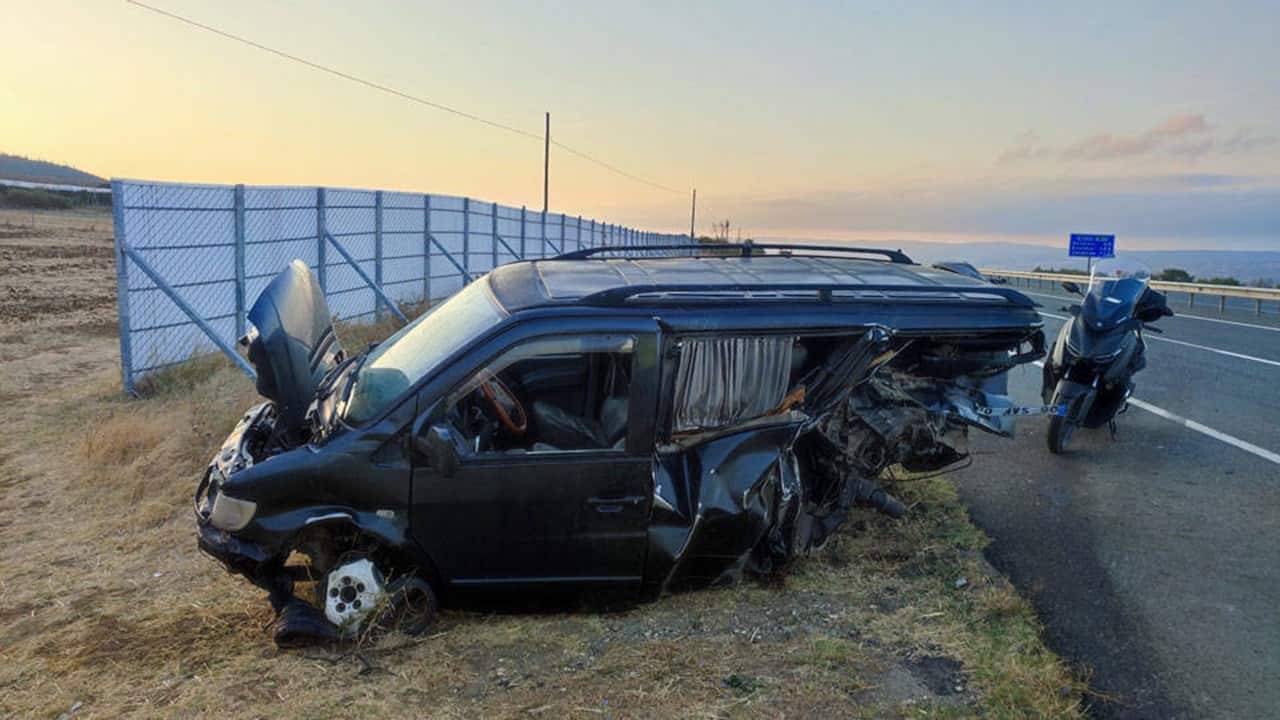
xmin=0 ymin=209 xmax=120 ymax=406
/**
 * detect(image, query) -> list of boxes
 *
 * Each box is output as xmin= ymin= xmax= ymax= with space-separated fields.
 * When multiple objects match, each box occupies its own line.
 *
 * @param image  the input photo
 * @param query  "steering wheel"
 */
xmin=479 ymin=376 xmax=527 ymax=437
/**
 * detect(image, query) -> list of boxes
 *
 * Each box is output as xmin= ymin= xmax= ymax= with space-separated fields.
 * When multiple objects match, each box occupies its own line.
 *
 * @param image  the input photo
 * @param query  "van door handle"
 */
xmin=587 ymin=495 xmax=645 ymax=512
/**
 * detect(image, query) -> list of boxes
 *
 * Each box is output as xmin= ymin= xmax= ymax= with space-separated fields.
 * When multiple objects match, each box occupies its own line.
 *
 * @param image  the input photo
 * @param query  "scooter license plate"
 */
xmin=976 ymin=404 xmax=1068 ymax=417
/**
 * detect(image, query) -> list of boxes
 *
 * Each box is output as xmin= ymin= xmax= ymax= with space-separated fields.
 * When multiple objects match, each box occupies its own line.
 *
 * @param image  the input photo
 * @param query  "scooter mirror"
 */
xmin=1062 ymin=281 xmax=1083 ymax=295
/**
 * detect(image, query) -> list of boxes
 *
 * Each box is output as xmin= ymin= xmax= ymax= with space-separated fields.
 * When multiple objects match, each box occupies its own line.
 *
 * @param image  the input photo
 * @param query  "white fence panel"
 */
xmin=112 ymin=178 xmax=689 ymax=392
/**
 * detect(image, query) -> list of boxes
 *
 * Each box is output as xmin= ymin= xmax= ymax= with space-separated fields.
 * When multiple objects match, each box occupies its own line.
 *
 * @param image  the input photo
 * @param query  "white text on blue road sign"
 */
xmin=1069 ymin=233 xmax=1115 ymax=258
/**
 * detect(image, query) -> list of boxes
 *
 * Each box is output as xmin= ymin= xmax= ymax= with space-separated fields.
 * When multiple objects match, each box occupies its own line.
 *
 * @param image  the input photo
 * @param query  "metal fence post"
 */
xmin=462 ymin=197 xmax=471 ymax=282
xmin=540 ymin=210 xmax=547 ymax=257
xmin=374 ymin=190 xmax=384 ymax=320
xmin=559 ymin=213 xmax=566 ymax=255
xmin=316 ymin=187 xmax=327 ymax=292
xmin=491 ymin=202 xmax=499 ymax=268
xmin=577 ymin=215 xmax=583 ymax=251
xmin=590 ymin=219 xmax=596 ymax=248
xmin=233 ymin=184 xmax=246 ymax=339
xmin=423 ymin=194 xmax=432 ymax=303
xmin=520 ymin=206 xmax=527 ymax=258
xmin=111 ymin=180 xmax=135 ymax=394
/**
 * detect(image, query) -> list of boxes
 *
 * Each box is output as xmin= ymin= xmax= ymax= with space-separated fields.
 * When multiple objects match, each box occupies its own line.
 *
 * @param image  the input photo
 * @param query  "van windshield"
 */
xmin=342 ymin=279 xmax=506 ymax=425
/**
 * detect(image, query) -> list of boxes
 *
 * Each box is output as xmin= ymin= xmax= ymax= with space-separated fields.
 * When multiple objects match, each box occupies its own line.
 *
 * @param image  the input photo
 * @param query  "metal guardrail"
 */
xmin=982 ymin=269 xmax=1280 ymax=316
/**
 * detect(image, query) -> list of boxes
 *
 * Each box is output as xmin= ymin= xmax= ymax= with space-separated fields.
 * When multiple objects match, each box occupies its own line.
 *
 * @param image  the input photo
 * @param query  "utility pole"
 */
xmin=542 ymin=112 xmax=550 ymax=214
xmin=689 ymin=188 xmax=697 ymax=242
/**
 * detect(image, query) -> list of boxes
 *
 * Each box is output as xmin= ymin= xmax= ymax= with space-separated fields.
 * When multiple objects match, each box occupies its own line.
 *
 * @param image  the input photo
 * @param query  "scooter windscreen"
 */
xmin=1081 ymin=258 xmax=1150 ymax=332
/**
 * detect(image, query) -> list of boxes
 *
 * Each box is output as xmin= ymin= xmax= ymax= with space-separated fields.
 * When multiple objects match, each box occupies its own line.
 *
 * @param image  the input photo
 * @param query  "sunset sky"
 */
xmin=3 ymin=1 xmax=1278 ymax=248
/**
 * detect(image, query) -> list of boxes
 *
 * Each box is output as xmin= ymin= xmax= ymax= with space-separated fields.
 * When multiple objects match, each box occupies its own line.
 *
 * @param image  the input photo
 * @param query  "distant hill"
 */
xmin=761 ymin=237 xmax=1280 ymax=287
xmin=0 ymin=153 xmax=106 ymax=188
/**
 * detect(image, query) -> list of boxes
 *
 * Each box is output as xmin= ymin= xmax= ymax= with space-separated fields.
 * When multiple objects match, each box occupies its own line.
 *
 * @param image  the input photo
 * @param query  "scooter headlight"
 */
xmin=1093 ymin=346 xmax=1123 ymax=362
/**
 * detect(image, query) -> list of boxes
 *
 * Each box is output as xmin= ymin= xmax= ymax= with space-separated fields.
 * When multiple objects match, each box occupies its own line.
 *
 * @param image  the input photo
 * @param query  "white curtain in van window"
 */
xmin=671 ymin=336 xmax=793 ymax=433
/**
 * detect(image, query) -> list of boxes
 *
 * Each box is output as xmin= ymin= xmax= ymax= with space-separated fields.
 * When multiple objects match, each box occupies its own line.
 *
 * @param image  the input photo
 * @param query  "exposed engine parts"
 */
xmin=816 ymin=369 xmax=970 ymax=482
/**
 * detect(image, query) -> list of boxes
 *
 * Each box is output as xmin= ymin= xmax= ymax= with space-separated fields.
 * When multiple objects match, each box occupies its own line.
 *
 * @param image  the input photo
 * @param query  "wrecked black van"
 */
xmin=195 ymin=244 xmax=1044 ymax=645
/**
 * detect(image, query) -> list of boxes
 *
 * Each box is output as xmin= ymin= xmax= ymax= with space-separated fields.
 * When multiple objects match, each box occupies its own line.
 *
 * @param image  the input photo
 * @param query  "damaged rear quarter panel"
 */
xmin=638 ymin=325 xmax=1041 ymax=600
xmin=643 ymin=422 xmax=803 ymax=598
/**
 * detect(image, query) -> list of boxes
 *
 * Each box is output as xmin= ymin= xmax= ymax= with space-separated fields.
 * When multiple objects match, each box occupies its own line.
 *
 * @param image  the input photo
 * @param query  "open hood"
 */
xmin=244 ymin=260 xmax=343 ymax=438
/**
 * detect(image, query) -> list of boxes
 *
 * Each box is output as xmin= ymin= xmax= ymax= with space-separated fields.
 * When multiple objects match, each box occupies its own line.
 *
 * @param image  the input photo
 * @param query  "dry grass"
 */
xmin=0 ymin=240 xmax=1086 ymax=717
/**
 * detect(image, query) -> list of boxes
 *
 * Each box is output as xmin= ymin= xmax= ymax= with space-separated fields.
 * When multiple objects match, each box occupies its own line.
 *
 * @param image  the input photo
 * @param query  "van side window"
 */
xmin=445 ymin=335 xmax=635 ymax=455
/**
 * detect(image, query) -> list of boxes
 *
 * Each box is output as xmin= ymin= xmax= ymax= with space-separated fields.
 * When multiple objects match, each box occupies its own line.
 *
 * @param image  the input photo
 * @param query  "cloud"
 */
xmin=996 ymin=131 xmax=1051 ymax=165
xmin=1061 ymin=113 xmax=1212 ymax=160
xmin=694 ymin=174 xmax=1280 ymax=241
xmin=997 ymin=145 xmax=1050 ymax=164
xmin=1002 ymin=114 xmax=1279 ymax=163
xmin=1061 ymin=133 xmax=1157 ymax=160
xmin=1167 ymin=138 xmax=1215 ymax=157
xmin=1219 ymin=128 xmax=1279 ymax=154
xmin=1147 ymin=114 xmax=1212 ymax=138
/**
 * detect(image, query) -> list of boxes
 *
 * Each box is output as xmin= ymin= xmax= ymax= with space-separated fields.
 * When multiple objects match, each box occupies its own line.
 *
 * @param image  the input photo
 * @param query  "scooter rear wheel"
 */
xmin=1047 ymin=414 xmax=1075 ymax=454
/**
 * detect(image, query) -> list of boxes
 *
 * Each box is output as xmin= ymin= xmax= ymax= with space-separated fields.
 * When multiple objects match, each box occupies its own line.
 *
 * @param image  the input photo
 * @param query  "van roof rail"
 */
xmin=553 ymin=243 xmax=914 ymax=264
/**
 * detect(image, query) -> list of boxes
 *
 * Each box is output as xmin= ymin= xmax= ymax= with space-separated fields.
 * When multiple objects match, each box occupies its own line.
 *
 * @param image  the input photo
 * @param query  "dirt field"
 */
xmin=0 ymin=209 xmax=120 ymax=407
xmin=0 ymin=208 xmax=1085 ymax=718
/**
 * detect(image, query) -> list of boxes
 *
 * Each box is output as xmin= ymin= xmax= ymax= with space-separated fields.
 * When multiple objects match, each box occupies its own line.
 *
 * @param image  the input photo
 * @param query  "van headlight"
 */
xmin=208 ymin=492 xmax=257 ymax=531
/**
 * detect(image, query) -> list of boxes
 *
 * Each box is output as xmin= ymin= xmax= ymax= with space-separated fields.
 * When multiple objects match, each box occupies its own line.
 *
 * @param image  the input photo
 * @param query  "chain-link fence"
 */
xmin=112 ymin=178 xmax=689 ymax=393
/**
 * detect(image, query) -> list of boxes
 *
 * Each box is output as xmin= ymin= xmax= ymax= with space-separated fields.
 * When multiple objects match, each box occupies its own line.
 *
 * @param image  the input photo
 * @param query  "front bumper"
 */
xmin=195 ymin=465 xmax=277 ymax=587
xmin=196 ymin=519 xmax=272 ymax=581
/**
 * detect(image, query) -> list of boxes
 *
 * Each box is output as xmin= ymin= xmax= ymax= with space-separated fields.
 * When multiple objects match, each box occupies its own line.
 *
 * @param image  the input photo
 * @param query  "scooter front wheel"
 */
xmin=1047 ymin=414 xmax=1075 ymax=454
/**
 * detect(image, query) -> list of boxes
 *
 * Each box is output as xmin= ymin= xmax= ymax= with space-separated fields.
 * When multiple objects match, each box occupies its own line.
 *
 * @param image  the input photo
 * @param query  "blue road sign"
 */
xmin=1069 ymin=233 xmax=1115 ymax=258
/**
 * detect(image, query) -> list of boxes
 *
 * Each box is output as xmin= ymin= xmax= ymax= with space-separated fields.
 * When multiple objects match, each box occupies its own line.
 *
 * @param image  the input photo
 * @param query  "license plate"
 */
xmin=976 ymin=404 xmax=1068 ymax=417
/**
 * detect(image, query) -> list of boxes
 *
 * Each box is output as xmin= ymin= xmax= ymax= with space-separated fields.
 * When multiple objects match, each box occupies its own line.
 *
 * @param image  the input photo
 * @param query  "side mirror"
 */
xmin=411 ymin=422 xmax=461 ymax=478
xmin=1136 ymin=306 xmax=1164 ymax=323
xmin=1062 ymin=281 xmax=1083 ymax=295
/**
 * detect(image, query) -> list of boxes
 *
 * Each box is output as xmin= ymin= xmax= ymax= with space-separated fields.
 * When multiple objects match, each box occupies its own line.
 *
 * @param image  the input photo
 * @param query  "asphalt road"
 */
xmin=953 ymin=282 xmax=1280 ymax=719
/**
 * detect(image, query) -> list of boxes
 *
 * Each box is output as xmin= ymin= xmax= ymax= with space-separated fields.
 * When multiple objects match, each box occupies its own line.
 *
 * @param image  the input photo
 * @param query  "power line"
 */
xmin=125 ymin=0 xmax=684 ymax=195
xmin=551 ymin=141 xmax=683 ymax=194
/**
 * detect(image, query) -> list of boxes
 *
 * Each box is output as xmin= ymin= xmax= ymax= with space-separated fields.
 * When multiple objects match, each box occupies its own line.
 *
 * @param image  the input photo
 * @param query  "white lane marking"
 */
xmin=1125 ymin=398 xmax=1280 ymax=466
xmin=1031 ymin=360 xmax=1280 ymax=466
xmin=1038 ymin=312 xmax=1280 ymax=368
xmin=1018 ymin=289 xmax=1280 ymax=333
